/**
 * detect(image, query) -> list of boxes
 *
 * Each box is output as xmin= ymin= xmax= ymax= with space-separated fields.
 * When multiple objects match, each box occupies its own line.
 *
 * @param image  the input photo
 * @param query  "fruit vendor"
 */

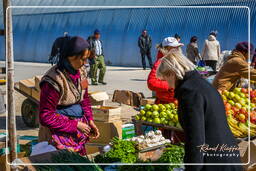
xmin=156 ymin=37 xmax=242 ymax=171
xmin=213 ymin=42 xmax=256 ymax=91
xmin=147 ymin=37 xmax=183 ymax=104
xmin=39 ymin=36 xmax=100 ymax=155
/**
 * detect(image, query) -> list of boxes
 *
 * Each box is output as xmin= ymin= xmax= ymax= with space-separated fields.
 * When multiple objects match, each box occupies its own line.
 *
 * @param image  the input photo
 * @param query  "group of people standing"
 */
xmin=147 ymin=34 xmax=256 ymax=171
xmin=138 ymin=30 xmax=221 ymax=72
xmin=43 ymin=29 xmax=255 ymax=171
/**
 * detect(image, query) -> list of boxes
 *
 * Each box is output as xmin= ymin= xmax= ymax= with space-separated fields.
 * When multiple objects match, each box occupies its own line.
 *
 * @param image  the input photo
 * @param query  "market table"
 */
xmin=132 ymin=118 xmax=184 ymax=144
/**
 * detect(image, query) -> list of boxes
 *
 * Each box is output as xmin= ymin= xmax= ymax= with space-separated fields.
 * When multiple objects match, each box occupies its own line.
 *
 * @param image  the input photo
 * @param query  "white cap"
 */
xmin=162 ymin=37 xmax=184 ymax=47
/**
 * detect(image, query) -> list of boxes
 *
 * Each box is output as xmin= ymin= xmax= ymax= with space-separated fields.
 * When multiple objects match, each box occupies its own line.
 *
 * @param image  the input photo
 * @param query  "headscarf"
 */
xmin=58 ymin=36 xmax=90 ymax=74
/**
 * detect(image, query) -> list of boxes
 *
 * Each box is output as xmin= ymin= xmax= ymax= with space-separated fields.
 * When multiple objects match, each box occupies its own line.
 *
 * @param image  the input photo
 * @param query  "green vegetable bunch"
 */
xmin=155 ymin=144 xmax=184 ymax=171
xmin=118 ymin=144 xmax=184 ymax=171
xmin=35 ymin=150 xmax=103 ymax=171
xmin=94 ymin=137 xmax=138 ymax=164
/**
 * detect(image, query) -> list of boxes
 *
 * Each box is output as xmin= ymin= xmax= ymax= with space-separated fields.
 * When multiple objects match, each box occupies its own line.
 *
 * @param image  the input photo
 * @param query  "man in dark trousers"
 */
xmin=87 ymin=29 xmax=106 ymax=85
xmin=138 ymin=30 xmax=153 ymax=70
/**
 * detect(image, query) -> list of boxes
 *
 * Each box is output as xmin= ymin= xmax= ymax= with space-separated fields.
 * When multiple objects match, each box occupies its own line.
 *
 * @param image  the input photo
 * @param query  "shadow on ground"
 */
xmin=108 ymin=68 xmax=143 ymax=71
xmin=130 ymin=79 xmax=147 ymax=82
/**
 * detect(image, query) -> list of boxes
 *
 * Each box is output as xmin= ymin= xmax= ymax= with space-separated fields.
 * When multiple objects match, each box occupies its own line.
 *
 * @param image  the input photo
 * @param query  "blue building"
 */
xmin=0 ymin=0 xmax=255 ymax=66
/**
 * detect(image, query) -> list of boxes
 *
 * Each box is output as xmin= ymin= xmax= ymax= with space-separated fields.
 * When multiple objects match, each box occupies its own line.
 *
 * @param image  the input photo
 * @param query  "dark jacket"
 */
xmin=138 ymin=35 xmax=152 ymax=53
xmin=87 ymin=36 xmax=104 ymax=56
xmin=186 ymin=42 xmax=201 ymax=63
xmin=49 ymin=35 xmax=71 ymax=65
xmin=175 ymin=71 xmax=242 ymax=171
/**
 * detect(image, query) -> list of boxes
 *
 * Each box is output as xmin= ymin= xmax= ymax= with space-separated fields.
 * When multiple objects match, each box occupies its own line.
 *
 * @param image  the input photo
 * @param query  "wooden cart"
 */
xmin=14 ymin=83 xmax=39 ymax=128
xmin=132 ymin=118 xmax=185 ymax=144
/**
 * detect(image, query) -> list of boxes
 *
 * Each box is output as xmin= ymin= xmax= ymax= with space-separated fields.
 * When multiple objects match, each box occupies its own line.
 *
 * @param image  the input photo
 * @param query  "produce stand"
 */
xmin=14 ymin=83 xmax=39 ymax=128
xmin=132 ymin=117 xmax=184 ymax=144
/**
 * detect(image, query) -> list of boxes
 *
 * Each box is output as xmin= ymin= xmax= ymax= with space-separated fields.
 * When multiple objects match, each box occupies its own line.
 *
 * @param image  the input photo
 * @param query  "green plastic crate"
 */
xmin=122 ymin=124 xmax=135 ymax=139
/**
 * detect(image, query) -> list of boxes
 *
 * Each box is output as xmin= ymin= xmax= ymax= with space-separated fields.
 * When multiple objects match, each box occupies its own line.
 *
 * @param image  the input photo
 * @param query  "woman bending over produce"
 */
xmin=156 ymin=37 xmax=242 ymax=171
xmin=39 ymin=36 xmax=99 ymax=155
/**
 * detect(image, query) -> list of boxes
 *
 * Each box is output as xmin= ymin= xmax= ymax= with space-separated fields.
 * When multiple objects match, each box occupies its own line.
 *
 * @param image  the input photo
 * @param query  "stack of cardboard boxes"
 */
xmin=87 ymin=91 xmax=122 ymax=154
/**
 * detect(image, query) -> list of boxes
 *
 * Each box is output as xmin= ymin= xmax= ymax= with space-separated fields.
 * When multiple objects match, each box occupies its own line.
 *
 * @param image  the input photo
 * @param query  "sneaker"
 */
xmin=99 ymin=81 xmax=107 ymax=85
xmin=91 ymin=82 xmax=98 ymax=85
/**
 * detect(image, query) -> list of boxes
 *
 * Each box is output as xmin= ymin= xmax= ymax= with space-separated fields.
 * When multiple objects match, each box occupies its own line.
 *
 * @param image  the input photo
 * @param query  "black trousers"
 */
xmin=141 ymin=50 xmax=153 ymax=69
xmin=205 ymin=60 xmax=217 ymax=71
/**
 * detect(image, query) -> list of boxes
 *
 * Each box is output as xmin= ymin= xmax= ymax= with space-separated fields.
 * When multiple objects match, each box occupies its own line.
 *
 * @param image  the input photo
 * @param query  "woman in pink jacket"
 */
xmin=39 ymin=36 xmax=99 ymax=155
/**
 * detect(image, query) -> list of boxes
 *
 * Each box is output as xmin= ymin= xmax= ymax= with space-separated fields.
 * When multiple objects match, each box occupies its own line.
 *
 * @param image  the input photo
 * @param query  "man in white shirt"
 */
xmin=88 ymin=29 xmax=106 ymax=85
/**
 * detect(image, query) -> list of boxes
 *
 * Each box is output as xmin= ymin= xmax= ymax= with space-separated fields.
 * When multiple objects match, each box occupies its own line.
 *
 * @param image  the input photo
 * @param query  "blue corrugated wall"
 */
xmin=0 ymin=6 xmax=255 ymax=66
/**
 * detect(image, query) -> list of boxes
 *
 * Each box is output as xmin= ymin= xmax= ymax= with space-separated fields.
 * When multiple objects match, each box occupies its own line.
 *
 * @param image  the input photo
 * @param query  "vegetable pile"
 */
xmin=94 ymin=137 xmax=138 ymax=163
xmin=128 ymin=130 xmax=171 ymax=150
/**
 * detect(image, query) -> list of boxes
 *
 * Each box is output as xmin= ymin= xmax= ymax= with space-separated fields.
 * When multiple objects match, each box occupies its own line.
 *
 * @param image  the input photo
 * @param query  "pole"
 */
xmin=3 ymin=0 xmax=17 ymax=163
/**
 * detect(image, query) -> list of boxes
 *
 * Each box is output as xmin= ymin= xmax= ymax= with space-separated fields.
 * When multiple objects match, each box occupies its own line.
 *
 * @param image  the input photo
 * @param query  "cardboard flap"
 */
xmin=89 ymin=91 xmax=109 ymax=101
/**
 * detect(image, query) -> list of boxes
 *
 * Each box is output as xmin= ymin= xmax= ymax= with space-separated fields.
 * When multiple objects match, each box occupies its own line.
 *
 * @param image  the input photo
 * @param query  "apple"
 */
xmin=226 ymin=110 xmax=234 ymax=116
xmin=174 ymin=100 xmax=178 ymax=106
xmin=223 ymin=90 xmax=229 ymax=97
xmin=228 ymin=100 xmax=235 ymax=106
xmin=145 ymin=104 xmax=152 ymax=110
xmin=225 ymin=103 xmax=232 ymax=110
xmin=229 ymin=92 xmax=235 ymax=99
xmin=234 ymin=95 xmax=241 ymax=102
xmin=235 ymin=103 xmax=242 ymax=109
xmin=135 ymin=115 xmax=141 ymax=120
xmin=140 ymin=110 xmax=146 ymax=115
xmin=232 ymin=107 xmax=240 ymax=114
xmin=152 ymin=104 xmax=159 ymax=111
xmin=222 ymin=95 xmax=227 ymax=101
xmin=239 ymin=99 xmax=246 ymax=107
xmin=153 ymin=118 xmax=161 ymax=124
xmin=234 ymin=88 xmax=241 ymax=94
xmin=141 ymin=116 xmax=147 ymax=121
xmin=152 ymin=111 xmax=159 ymax=118
xmin=239 ymin=93 xmax=246 ymax=99
xmin=238 ymin=114 xmax=246 ymax=121
xmin=146 ymin=111 xmax=152 ymax=118
xmin=160 ymin=111 xmax=167 ymax=118
xmin=241 ymin=88 xmax=248 ymax=94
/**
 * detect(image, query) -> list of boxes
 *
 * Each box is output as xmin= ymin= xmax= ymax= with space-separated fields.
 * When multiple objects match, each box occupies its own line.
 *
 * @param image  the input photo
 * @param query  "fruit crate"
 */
xmin=132 ymin=117 xmax=184 ymax=144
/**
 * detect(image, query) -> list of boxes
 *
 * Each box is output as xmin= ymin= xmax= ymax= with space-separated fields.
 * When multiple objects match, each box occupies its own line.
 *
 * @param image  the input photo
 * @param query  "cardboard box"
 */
xmin=85 ymin=143 xmax=106 ymax=155
xmin=140 ymin=98 xmax=155 ymax=106
xmin=89 ymin=91 xmax=109 ymax=106
xmin=90 ymin=121 xmax=122 ymax=144
xmin=32 ymin=88 xmax=40 ymax=101
xmin=34 ymin=75 xmax=42 ymax=91
xmin=0 ymin=152 xmax=26 ymax=171
xmin=19 ymin=78 xmax=35 ymax=96
xmin=92 ymin=106 xmax=121 ymax=122
xmin=239 ymin=139 xmax=256 ymax=171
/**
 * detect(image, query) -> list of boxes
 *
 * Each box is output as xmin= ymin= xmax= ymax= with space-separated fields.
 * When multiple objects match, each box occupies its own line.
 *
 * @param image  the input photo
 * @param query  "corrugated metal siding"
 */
xmin=0 ymin=7 xmax=252 ymax=66
xmin=0 ymin=0 xmax=255 ymax=66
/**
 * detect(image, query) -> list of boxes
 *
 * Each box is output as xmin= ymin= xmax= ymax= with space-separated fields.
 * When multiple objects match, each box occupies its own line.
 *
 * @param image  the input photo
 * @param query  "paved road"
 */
xmin=1 ymin=61 xmax=152 ymax=97
xmin=0 ymin=62 xmax=153 ymax=136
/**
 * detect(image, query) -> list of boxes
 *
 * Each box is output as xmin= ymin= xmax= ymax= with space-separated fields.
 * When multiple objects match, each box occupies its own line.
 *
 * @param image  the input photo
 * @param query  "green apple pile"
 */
xmin=135 ymin=103 xmax=182 ymax=129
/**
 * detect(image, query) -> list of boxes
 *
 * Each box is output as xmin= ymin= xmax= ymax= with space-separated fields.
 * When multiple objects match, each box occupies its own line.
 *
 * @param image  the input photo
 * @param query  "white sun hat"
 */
xmin=162 ymin=37 xmax=184 ymax=47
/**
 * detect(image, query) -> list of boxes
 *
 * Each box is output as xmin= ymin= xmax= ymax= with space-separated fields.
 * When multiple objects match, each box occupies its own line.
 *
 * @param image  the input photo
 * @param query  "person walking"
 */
xmin=186 ymin=36 xmax=201 ymax=64
xmin=202 ymin=31 xmax=221 ymax=72
xmin=138 ymin=30 xmax=153 ymax=70
xmin=156 ymin=41 xmax=242 ymax=171
xmin=88 ymin=29 xmax=107 ymax=85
